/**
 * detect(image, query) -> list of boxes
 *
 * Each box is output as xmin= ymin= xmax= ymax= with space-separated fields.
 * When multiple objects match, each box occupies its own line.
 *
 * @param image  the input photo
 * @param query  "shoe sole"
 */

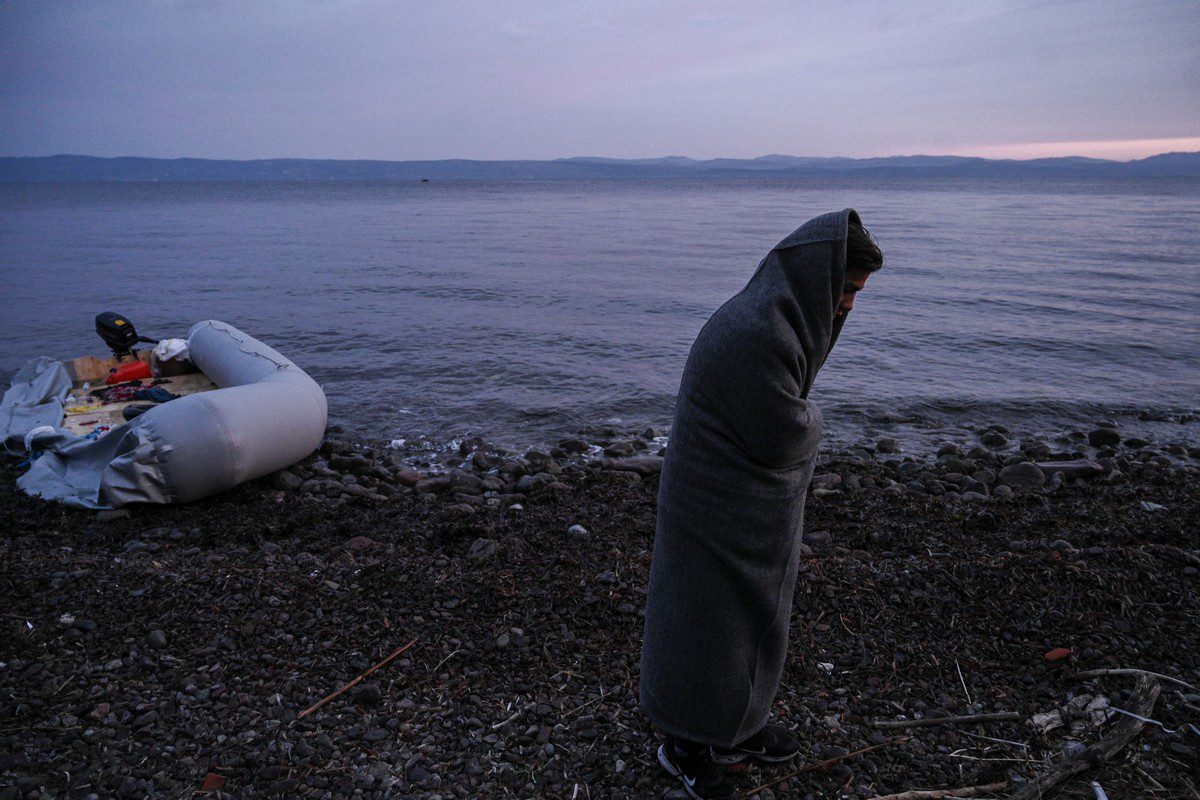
xmin=710 ymin=747 xmax=798 ymax=766
xmin=657 ymin=745 xmax=705 ymax=800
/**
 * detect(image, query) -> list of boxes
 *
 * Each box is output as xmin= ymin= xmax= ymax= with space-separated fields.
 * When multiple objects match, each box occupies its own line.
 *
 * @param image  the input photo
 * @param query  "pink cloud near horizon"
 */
xmin=939 ymin=136 xmax=1200 ymax=162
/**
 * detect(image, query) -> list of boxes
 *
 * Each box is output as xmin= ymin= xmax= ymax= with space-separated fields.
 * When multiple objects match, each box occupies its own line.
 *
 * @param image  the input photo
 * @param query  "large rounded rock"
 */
xmin=601 ymin=455 xmax=664 ymax=476
xmin=940 ymin=456 xmax=977 ymax=474
xmin=270 ymin=470 xmax=304 ymax=491
xmin=998 ymin=461 xmax=1046 ymax=491
xmin=450 ymin=471 xmax=484 ymax=495
xmin=414 ymin=475 xmax=452 ymax=494
xmin=393 ymin=469 xmax=422 ymax=487
xmin=980 ymin=430 xmax=1008 ymax=448
xmin=603 ymin=441 xmax=636 ymax=457
xmin=1036 ymin=459 xmax=1105 ymax=480
xmin=810 ymin=473 xmax=843 ymax=491
xmin=1088 ymin=428 xmax=1121 ymax=448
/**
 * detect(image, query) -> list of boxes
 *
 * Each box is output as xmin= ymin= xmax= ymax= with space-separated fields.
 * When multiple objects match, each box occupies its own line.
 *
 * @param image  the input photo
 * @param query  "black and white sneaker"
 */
xmin=710 ymin=722 xmax=800 ymax=766
xmin=657 ymin=741 xmax=738 ymax=800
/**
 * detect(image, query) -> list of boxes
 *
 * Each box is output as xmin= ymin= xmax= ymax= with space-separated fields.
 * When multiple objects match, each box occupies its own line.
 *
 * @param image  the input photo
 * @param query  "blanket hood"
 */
xmin=740 ymin=207 xmax=861 ymax=398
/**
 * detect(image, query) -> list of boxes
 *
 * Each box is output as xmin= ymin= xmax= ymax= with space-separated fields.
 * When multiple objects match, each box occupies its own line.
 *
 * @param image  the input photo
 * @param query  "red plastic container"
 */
xmin=105 ymin=360 xmax=152 ymax=385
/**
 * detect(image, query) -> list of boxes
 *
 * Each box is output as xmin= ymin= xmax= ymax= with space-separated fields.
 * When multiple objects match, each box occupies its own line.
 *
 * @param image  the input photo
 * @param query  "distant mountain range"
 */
xmin=2 ymin=152 xmax=1198 ymax=182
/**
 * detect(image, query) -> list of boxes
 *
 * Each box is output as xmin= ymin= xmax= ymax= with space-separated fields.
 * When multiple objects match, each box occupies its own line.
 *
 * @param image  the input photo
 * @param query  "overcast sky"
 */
xmin=1 ymin=0 xmax=1197 ymax=161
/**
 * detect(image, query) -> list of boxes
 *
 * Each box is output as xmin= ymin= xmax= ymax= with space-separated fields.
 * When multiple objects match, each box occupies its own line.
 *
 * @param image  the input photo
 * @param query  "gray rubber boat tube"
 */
xmin=18 ymin=321 xmax=327 ymax=508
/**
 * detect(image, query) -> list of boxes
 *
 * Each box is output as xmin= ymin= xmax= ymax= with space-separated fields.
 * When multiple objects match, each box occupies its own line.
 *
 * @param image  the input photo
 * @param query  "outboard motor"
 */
xmin=95 ymin=312 xmax=155 ymax=359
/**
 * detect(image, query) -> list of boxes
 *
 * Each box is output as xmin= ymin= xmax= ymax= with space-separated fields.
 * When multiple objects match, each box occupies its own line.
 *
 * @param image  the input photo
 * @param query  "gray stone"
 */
xmin=147 ymin=629 xmax=168 ymax=649
xmin=966 ymin=445 xmax=994 ymax=461
xmin=393 ymin=469 xmax=422 ymax=487
xmin=846 ymin=447 xmax=875 ymax=463
xmin=450 ymin=472 xmax=483 ymax=495
xmin=980 ymin=430 xmax=1008 ymax=447
xmin=467 ymin=538 xmax=498 ymax=561
xmin=414 ymin=475 xmax=452 ymax=494
xmin=601 ymin=455 xmax=663 ymax=476
xmin=810 ymin=473 xmax=842 ymax=491
xmin=1022 ymin=439 xmax=1053 ymax=458
xmin=320 ymin=439 xmax=351 ymax=457
xmin=603 ymin=441 xmax=636 ymax=457
xmin=998 ymin=462 xmax=1046 ymax=491
xmin=131 ymin=710 xmax=157 ymax=729
xmin=1088 ymin=428 xmax=1121 ymax=448
xmin=330 ymin=454 xmax=373 ymax=474
xmin=875 ymin=437 xmax=901 ymax=454
xmin=971 ymin=468 xmax=997 ymax=485
xmin=498 ymin=459 xmax=525 ymax=476
xmin=339 ymin=483 xmax=378 ymax=499
xmin=271 ymin=470 xmax=304 ymax=491
xmin=806 ymin=530 xmax=832 ymax=548
xmin=1036 ymin=459 xmax=1105 ymax=480
xmin=939 ymin=456 xmax=976 ymax=474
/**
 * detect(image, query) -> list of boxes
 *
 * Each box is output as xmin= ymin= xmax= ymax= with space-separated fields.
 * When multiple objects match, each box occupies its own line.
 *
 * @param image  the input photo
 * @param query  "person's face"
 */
xmin=836 ymin=266 xmax=873 ymax=318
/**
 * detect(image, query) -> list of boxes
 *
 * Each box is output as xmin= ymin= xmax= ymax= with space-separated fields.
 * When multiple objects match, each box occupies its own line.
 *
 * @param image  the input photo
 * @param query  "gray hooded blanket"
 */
xmin=640 ymin=209 xmax=861 ymax=746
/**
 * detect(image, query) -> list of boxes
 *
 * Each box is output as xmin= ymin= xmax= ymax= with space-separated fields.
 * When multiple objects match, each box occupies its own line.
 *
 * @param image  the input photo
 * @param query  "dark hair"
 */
xmin=846 ymin=221 xmax=884 ymax=271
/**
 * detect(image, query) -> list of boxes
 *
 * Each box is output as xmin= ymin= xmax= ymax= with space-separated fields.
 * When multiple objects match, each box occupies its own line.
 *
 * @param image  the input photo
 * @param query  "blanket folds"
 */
xmin=640 ymin=209 xmax=859 ymax=746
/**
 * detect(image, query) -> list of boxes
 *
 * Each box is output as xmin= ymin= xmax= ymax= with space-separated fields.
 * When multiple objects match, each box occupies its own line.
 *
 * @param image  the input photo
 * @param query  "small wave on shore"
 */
xmin=362 ymin=398 xmax=1200 ymax=471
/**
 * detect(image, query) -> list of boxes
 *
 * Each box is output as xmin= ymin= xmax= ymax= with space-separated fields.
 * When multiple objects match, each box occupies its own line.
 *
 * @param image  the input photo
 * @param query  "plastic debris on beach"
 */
xmin=1030 ymin=693 xmax=1112 ymax=735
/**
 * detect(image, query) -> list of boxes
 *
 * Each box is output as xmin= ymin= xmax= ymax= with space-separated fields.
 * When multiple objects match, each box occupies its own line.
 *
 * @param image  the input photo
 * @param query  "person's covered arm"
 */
xmin=681 ymin=320 xmax=819 ymax=470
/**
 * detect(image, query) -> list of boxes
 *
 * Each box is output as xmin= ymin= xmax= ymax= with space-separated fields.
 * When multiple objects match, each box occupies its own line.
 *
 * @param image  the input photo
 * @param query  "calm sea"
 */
xmin=2 ymin=179 xmax=1197 ymax=456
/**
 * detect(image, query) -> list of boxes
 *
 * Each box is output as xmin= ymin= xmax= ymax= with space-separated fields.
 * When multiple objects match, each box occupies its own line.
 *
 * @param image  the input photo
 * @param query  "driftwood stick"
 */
xmin=868 ymin=782 xmax=1008 ymax=800
xmin=872 ymin=712 xmax=1020 ymax=730
xmin=1007 ymin=674 xmax=1160 ymax=800
xmin=298 ymin=637 xmax=418 ymax=719
xmin=1071 ymin=668 xmax=1197 ymax=692
xmin=742 ymin=737 xmax=910 ymax=796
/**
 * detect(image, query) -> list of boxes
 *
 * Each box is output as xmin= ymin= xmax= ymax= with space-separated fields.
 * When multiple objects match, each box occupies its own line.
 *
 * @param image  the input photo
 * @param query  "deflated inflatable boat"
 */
xmin=1 ymin=321 xmax=327 ymax=509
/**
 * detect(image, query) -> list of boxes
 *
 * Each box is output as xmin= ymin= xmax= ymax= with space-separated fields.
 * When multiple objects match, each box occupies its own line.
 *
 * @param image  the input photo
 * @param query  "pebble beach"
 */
xmin=2 ymin=420 xmax=1199 ymax=799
